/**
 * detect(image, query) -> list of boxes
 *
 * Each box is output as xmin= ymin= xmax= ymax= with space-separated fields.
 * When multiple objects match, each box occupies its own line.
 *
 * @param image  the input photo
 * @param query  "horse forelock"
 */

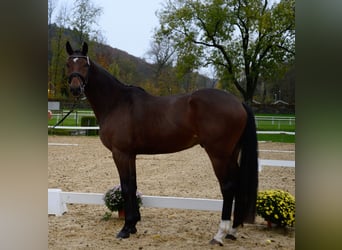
xmin=72 ymin=49 xmax=85 ymax=56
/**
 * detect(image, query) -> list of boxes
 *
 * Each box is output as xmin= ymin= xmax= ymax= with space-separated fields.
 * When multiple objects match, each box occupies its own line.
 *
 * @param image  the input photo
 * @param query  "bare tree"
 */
xmin=68 ymin=0 xmax=103 ymax=46
xmin=146 ymin=35 xmax=180 ymax=95
xmin=48 ymin=0 xmax=57 ymax=25
xmin=147 ymin=36 xmax=175 ymax=79
xmin=48 ymin=0 xmax=58 ymax=54
xmin=49 ymin=2 xmax=70 ymax=98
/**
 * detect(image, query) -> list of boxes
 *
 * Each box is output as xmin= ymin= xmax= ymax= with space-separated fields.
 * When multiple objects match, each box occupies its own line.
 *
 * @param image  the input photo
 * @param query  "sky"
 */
xmin=52 ymin=0 xmax=165 ymax=59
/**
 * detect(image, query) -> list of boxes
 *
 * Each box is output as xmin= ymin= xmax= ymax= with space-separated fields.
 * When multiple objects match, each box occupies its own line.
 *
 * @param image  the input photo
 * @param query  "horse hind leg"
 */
xmin=210 ymin=177 xmax=239 ymax=245
xmin=206 ymin=152 xmax=240 ymax=246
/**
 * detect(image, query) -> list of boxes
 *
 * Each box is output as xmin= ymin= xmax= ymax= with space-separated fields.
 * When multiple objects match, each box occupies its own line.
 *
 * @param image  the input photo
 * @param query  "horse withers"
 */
xmin=65 ymin=41 xmax=258 ymax=246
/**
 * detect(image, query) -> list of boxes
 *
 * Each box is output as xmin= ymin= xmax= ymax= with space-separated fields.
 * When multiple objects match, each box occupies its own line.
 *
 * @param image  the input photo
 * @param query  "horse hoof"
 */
xmin=130 ymin=226 xmax=137 ymax=234
xmin=209 ymin=239 xmax=223 ymax=246
xmin=225 ymin=234 xmax=237 ymax=240
xmin=116 ymin=226 xmax=137 ymax=238
xmin=116 ymin=230 xmax=130 ymax=239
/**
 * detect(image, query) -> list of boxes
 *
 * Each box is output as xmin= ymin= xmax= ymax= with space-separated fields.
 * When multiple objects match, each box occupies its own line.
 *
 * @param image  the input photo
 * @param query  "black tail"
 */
xmin=233 ymin=103 xmax=258 ymax=227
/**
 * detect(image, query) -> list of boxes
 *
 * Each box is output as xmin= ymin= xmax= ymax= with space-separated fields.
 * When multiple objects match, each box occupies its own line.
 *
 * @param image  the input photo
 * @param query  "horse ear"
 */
xmin=66 ymin=41 xmax=73 ymax=55
xmin=82 ymin=42 xmax=88 ymax=55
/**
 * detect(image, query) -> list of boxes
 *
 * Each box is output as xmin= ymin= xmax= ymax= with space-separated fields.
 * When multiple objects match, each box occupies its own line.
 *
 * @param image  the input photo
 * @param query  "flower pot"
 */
xmin=267 ymin=221 xmax=277 ymax=228
xmin=118 ymin=209 xmax=125 ymax=219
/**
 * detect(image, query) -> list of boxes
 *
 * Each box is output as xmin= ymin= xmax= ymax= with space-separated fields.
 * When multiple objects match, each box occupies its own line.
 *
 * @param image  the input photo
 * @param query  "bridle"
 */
xmin=67 ymin=55 xmax=91 ymax=94
xmin=50 ymin=55 xmax=91 ymax=130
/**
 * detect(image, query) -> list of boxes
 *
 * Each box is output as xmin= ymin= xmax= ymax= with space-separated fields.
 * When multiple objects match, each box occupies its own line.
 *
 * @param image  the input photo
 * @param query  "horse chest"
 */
xmin=99 ymin=121 xmax=134 ymax=152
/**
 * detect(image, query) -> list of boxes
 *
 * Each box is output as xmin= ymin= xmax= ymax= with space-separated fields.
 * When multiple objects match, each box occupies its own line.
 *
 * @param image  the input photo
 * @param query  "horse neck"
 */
xmin=85 ymin=62 xmax=127 ymax=122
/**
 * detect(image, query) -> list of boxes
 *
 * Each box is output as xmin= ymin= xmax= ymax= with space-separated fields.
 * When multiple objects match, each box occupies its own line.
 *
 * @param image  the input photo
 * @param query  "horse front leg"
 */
xmin=112 ymin=151 xmax=141 ymax=239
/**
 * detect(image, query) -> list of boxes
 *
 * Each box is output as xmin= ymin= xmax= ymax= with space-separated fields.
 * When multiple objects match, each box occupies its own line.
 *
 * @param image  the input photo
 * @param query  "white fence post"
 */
xmin=48 ymin=189 xmax=68 ymax=216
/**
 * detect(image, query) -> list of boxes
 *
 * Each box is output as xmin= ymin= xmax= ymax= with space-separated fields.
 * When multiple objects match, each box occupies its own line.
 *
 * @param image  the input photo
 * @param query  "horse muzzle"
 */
xmin=68 ymin=72 xmax=85 ymax=97
xmin=70 ymin=85 xmax=84 ymax=97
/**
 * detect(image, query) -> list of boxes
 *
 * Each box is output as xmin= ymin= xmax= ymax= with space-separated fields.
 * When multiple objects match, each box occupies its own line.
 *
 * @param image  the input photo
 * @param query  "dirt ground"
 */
xmin=48 ymin=136 xmax=295 ymax=249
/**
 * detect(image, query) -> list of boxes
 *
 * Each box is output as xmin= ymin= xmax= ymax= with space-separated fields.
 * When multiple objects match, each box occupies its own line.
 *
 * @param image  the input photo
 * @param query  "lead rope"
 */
xmin=50 ymin=98 xmax=80 ymax=129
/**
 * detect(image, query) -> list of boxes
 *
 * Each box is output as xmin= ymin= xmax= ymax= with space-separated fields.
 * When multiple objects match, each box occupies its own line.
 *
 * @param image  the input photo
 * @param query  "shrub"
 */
xmin=80 ymin=116 xmax=98 ymax=135
xmin=256 ymin=189 xmax=295 ymax=227
xmin=104 ymin=185 xmax=142 ymax=212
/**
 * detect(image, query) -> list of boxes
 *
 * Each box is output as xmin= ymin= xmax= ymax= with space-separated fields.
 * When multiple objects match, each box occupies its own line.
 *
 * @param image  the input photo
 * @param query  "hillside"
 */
xmin=48 ymin=24 xmax=294 ymax=105
xmin=48 ymin=24 xmax=212 ymax=98
xmin=92 ymin=42 xmax=156 ymax=85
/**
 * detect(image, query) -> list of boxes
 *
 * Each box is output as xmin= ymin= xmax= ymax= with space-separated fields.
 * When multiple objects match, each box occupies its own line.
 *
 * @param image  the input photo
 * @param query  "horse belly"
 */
xmin=137 ymin=132 xmax=199 ymax=154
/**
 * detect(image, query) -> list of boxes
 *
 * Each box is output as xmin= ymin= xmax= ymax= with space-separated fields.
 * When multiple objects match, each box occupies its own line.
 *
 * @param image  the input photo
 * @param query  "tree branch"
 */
xmin=276 ymin=44 xmax=295 ymax=56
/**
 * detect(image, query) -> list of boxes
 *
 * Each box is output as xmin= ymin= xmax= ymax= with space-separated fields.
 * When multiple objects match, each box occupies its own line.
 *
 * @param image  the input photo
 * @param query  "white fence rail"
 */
xmin=48 ymin=125 xmax=99 ymax=130
xmin=255 ymin=116 xmax=295 ymax=123
xmin=257 ymin=131 xmax=295 ymax=135
xmin=50 ymin=112 xmax=295 ymax=123
xmin=48 ymin=125 xmax=295 ymax=135
xmin=48 ymin=189 xmax=224 ymax=216
xmin=255 ymin=116 xmax=295 ymax=128
xmin=49 ymin=112 xmax=295 ymax=131
xmin=48 ymin=158 xmax=295 ymax=216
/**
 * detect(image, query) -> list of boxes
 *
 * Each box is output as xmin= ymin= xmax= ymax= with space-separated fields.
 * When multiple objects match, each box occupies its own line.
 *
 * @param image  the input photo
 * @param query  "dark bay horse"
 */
xmin=66 ymin=41 xmax=258 ymax=246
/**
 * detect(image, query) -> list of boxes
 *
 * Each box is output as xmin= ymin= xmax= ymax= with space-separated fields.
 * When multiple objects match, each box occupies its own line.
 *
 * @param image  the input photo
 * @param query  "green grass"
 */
xmin=256 ymin=121 xmax=294 ymax=132
xmin=48 ymin=118 xmax=77 ymax=126
xmin=255 ymin=115 xmax=295 ymax=132
xmin=48 ymin=110 xmax=95 ymax=127
xmin=257 ymin=133 xmax=295 ymax=143
xmin=255 ymin=114 xmax=295 ymax=143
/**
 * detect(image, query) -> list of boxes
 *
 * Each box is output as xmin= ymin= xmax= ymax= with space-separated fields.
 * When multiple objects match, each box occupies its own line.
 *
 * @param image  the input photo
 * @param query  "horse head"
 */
xmin=65 ymin=41 xmax=90 ymax=97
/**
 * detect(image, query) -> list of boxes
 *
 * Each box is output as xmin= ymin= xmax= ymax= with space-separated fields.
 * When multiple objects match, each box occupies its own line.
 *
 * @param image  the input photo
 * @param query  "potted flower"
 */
xmin=256 ymin=189 xmax=295 ymax=227
xmin=103 ymin=185 xmax=142 ymax=220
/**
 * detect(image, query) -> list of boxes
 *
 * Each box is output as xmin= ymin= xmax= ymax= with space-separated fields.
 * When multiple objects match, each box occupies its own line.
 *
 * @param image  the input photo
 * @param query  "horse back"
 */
xmin=100 ymin=90 xmax=197 ymax=154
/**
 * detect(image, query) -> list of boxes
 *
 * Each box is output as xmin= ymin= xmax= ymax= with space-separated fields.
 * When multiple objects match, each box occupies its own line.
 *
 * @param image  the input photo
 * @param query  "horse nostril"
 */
xmin=70 ymin=86 xmax=81 ymax=96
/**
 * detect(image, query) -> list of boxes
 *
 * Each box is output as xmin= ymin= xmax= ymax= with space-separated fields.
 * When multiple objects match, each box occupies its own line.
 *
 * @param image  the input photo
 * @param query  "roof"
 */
xmin=272 ymin=100 xmax=289 ymax=105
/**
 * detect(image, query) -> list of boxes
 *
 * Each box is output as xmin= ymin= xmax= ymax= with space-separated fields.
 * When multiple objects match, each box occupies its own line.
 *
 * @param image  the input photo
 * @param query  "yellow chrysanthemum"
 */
xmin=256 ymin=189 xmax=295 ymax=227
